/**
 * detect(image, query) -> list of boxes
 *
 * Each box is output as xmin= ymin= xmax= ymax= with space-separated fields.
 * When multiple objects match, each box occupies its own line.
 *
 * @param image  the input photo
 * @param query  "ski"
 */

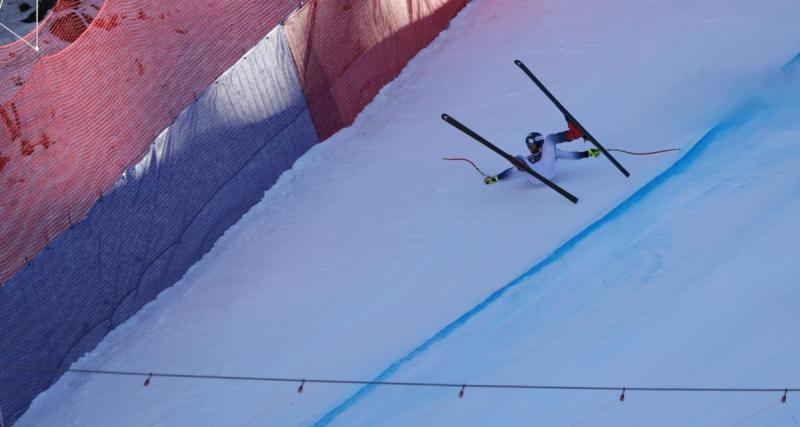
xmin=441 ymin=113 xmax=579 ymax=204
xmin=514 ymin=59 xmax=631 ymax=178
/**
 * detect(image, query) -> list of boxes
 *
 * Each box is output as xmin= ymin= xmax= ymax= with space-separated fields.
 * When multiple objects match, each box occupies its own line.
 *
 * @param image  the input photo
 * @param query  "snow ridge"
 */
xmin=313 ymin=51 xmax=800 ymax=426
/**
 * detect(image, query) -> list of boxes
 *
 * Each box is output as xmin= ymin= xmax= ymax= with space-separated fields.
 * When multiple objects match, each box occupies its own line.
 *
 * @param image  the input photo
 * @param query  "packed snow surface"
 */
xmin=325 ymin=61 xmax=800 ymax=427
xmin=16 ymin=0 xmax=800 ymax=425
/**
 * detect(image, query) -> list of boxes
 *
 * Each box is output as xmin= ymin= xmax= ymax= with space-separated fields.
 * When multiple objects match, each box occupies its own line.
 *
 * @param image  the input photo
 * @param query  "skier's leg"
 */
xmin=549 ymin=132 xmax=569 ymax=144
xmin=551 ymin=128 xmax=582 ymax=144
xmin=564 ymin=119 xmax=584 ymax=141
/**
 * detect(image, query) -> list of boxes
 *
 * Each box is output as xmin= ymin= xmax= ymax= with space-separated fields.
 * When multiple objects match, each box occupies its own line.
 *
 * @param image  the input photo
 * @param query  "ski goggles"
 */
xmin=525 ymin=135 xmax=544 ymax=145
xmin=526 ymin=134 xmax=544 ymax=145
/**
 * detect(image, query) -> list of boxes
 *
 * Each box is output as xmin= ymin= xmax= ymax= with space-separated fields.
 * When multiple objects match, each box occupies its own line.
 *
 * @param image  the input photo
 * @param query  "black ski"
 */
xmin=514 ymin=59 xmax=630 ymax=178
xmin=441 ymin=113 xmax=579 ymax=204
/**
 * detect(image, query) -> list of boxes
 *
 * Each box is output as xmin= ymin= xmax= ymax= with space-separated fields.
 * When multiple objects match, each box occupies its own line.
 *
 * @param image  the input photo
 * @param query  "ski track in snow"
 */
xmin=314 ymin=52 xmax=800 ymax=426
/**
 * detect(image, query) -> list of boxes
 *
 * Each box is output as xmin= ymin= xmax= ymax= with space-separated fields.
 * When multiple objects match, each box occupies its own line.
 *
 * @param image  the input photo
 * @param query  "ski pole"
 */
xmin=607 ymin=148 xmax=680 ymax=156
xmin=442 ymin=157 xmax=489 ymax=177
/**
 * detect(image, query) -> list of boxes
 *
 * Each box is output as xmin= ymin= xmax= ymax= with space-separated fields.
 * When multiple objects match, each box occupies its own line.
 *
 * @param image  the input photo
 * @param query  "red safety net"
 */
xmin=284 ymin=0 xmax=467 ymax=141
xmin=0 ymin=0 xmax=299 ymax=284
xmin=0 ymin=0 xmax=103 ymax=103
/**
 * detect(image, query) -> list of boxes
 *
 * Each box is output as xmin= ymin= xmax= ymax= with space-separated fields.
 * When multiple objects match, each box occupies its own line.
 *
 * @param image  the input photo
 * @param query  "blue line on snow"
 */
xmin=314 ymin=53 xmax=800 ymax=426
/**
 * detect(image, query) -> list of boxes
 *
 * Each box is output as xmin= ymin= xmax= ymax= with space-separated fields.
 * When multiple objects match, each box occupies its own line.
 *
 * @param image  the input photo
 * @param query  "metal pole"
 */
xmin=36 ymin=0 xmax=39 ymax=52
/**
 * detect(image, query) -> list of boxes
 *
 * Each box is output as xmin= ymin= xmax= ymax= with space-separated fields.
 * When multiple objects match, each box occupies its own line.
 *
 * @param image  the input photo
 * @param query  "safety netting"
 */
xmin=0 ymin=0 xmax=104 ymax=103
xmin=0 ymin=0 xmax=471 ymax=421
xmin=0 ymin=0 xmax=299 ymax=284
xmin=284 ymin=0 xmax=468 ymax=141
xmin=0 ymin=25 xmax=318 ymax=423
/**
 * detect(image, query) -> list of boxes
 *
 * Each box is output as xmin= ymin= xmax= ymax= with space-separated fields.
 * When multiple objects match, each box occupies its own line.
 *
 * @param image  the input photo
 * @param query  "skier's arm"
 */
xmin=485 ymin=166 xmax=518 ymax=184
xmin=498 ymin=166 xmax=518 ymax=179
xmin=556 ymin=148 xmax=600 ymax=160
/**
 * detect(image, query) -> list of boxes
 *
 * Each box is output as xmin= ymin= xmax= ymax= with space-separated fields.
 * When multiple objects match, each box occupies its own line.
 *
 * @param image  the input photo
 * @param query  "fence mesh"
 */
xmin=0 ymin=0 xmax=104 ymax=103
xmin=0 ymin=0 xmax=469 ymax=421
xmin=284 ymin=0 xmax=467 ymax=141
xmin=0 ymin=0 xmax=299 ymax=284
xmin=0 ymin=25 xmax=317 ymax=424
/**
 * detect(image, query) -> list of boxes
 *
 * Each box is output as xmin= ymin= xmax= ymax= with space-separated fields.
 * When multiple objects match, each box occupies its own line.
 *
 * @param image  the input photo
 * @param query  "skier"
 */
xmin=483 ymin=120 xmax=600 ymax=185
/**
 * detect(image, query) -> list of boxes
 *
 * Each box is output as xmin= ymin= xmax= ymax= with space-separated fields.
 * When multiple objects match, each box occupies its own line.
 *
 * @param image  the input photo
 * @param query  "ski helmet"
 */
xmin=526 ymin=132 xmax=544 ymax=152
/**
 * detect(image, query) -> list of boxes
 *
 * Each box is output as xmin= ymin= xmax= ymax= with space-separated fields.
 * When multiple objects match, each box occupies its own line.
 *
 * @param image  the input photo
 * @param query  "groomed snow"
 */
xmin=326 ymin=58 xmax=800 ymax=427
xmin=15 ymin=0 xmax=800 ymax=425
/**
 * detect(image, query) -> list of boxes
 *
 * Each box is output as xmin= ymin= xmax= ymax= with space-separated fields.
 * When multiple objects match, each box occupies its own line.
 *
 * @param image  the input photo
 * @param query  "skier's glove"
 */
xmin=484 ymin=176 xmax=500 ymax=185
xmin=586 ymin=148 xmax=601 ymax=158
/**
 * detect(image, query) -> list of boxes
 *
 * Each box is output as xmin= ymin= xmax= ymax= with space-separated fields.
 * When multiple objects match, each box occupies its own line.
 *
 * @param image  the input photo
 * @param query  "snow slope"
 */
xmin=15 ymin=0 xmax=800 ymax=425
xmin=326 ymin=56 xmax=800 ymax=427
